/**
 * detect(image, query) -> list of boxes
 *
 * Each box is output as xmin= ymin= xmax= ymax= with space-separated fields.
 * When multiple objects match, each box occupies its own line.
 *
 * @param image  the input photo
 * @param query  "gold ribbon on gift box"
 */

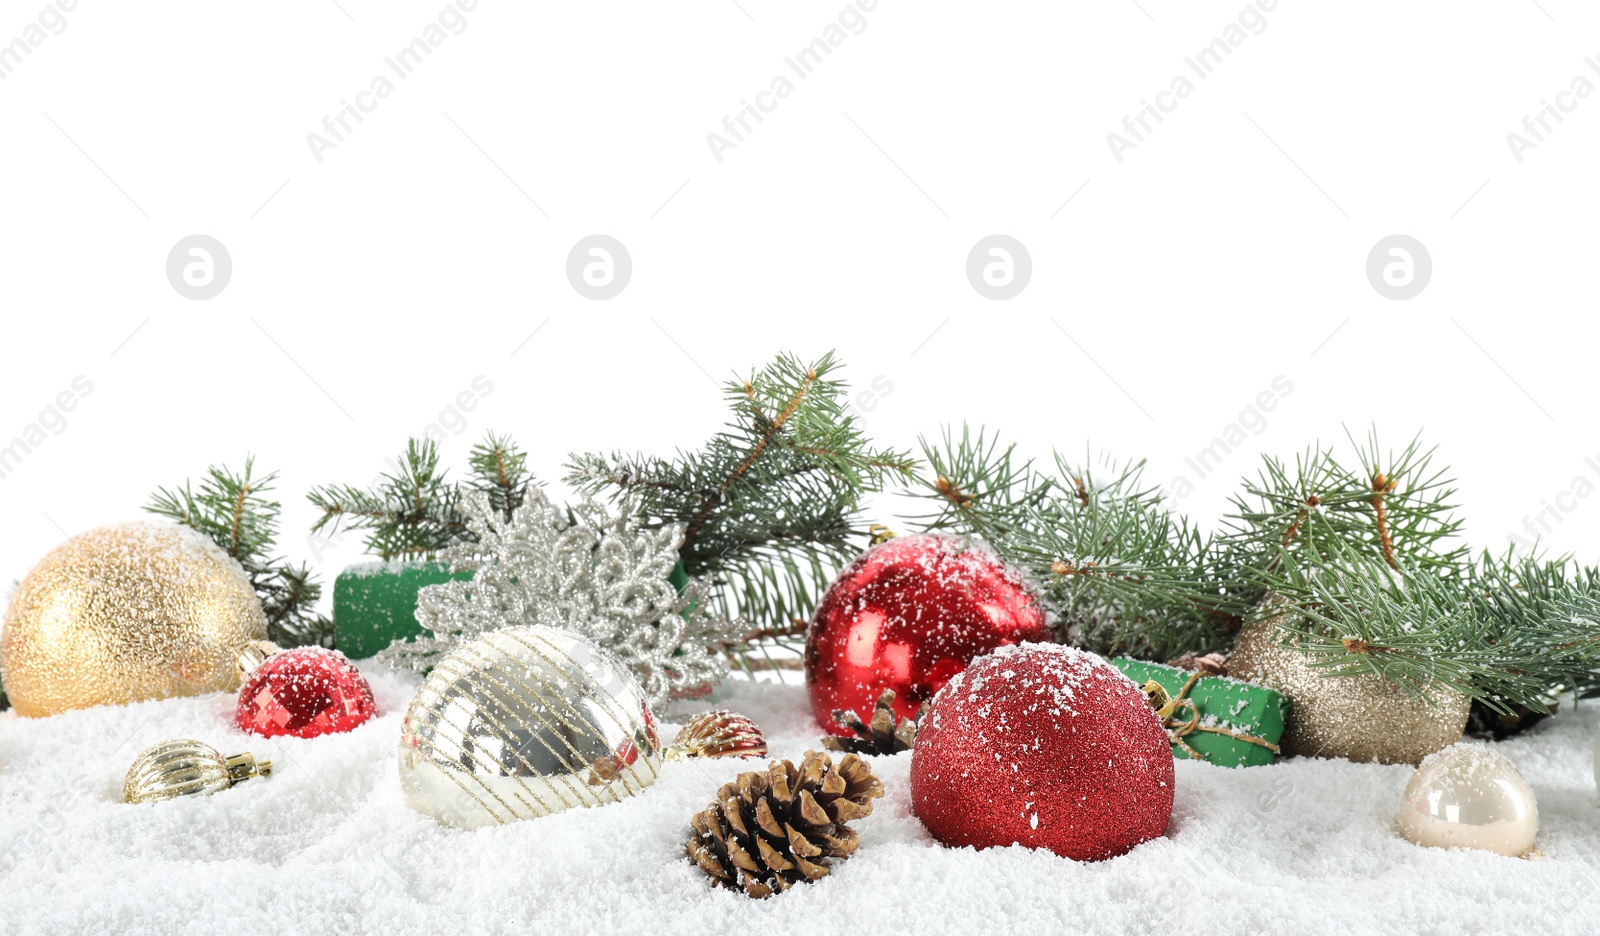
xmin=1141 ymin=674 xmax=1281 ymax=762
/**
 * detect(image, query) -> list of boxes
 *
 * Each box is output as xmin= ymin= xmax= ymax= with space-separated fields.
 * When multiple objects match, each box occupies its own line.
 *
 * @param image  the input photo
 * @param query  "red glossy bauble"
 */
xmin=236 ymin=647 xmax=376 ymax=739
xmin=910 ymin=643 xmax=1173 ymax=861
xmin=804 ymin=532 xmax=1049 ymax=733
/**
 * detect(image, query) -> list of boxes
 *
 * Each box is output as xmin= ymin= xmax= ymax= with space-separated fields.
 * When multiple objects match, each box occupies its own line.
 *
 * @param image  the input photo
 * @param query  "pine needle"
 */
xmin=147 ymin=457 xmax=333 ymax=647
xmin=566 ymin=352 xmax=913 ymax=668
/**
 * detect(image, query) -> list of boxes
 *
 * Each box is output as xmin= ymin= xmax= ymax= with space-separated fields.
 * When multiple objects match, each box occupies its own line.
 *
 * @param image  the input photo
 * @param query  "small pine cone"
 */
xmin=1169 ymin=652 xmax=1229 ymax=677
xmin=822 ymin=689 xmax=927 ymax=755
xmin=686 ymin=750 xmax=884 ymax=898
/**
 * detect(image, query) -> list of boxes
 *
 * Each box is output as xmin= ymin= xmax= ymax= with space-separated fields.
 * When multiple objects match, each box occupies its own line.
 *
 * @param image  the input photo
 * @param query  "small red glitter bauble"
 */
xmin=910 ymin=643 xmax=1173 ymax=861
xmin=804 ymin=533 xmax=1049 ymax=734
xmin=236 ymin=647 xmax=376 ymax=739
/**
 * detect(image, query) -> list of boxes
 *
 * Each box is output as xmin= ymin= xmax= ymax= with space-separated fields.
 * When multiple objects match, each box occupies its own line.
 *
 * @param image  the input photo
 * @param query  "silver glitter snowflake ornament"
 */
xmin=379 ymin=490 xmax=744 ymax=704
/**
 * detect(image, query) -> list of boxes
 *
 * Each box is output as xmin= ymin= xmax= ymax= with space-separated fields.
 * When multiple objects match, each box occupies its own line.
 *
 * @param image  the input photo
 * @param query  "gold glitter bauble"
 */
xmin=1399 ymin=742 xmax=1538 ymax=856
xmin=0 ymin=522 xmax=268 ymax=717
xmin=1230 ymin=616 xmax=1468 ymax=765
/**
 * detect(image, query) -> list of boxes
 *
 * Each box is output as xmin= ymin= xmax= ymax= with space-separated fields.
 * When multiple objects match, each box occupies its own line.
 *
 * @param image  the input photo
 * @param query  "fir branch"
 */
xmin=1223 ymin=429 xmax=1600 ymax=710
xmin=1266 ymin=544 xmax=1600 ymax=710
xmin=904 ymin=424 xmax=1051 ymax=544
xmin=308 ymin=437 xmax=471 ymax=560
xmin=147 ymin=458 xmax=333 ymax=647
xmin=907 ymin=428 xmax=1239 ymax=661
xmin=1267 ymin=550 xmax=1496 ymax=702
xmin=1370 ymin=469 xmax=1399 ymax=569
xmin=466 ymin=432 xmax=534 ymax=521
xmin=684 ymin=363 xmax=818 ymax=550
xmin=566 ymin=351 xmax=914 ymax=634
xmin=1221 ymin=428 xmax=1467 ymax=600
xmin=1463 ymin=548 xmax=1600 ymax=702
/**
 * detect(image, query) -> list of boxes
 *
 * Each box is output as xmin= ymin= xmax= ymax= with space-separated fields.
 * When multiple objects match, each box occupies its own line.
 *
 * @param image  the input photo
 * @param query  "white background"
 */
xmin=3 ymin=0 xmax=1599 ymax=597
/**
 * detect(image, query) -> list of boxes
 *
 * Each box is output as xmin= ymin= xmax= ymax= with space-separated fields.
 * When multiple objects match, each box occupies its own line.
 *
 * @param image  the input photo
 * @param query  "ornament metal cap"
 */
xmin=1141 ymin=680 xmax=1175 ymax=717
xmin=225 ymin=752 xmax=273 ymax=783
xmin=123 ymin=738 xmax=273 ymax=805
xmin=234 ymin=639 xmax=283 ymax=682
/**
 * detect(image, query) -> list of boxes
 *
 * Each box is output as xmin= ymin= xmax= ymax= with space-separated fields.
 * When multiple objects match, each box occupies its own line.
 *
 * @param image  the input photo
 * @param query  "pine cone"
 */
xmin=1170 ymin=652 xmax=1229 ymax=677
xmin=822 ymin=689 xmax=927 ymax=755
xmin=1466 ymin=697 xmax=1554 ymax=740
xmin=687 ymin=750 xmax=883 ymax=898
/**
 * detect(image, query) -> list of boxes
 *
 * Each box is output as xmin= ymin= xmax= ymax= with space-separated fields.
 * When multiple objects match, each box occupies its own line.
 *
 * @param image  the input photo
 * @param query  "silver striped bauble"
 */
xmin=398 ymin=625 xmax=663 ymax=829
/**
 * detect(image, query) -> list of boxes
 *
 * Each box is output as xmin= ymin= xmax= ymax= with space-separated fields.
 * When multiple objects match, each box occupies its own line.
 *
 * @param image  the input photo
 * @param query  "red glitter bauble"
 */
xmin=804 ymin=533 xmax=1049 ymax=734
xmin=910 ymin=643 xmax=1173 ymax=861
xmin=235 ymin=647 xmax=376 ymax=739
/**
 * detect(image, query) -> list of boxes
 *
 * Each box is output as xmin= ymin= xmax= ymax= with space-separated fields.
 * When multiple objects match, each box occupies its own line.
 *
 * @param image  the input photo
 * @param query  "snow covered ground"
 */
xmin=1 ymin=666 xmax=1595 ymax=935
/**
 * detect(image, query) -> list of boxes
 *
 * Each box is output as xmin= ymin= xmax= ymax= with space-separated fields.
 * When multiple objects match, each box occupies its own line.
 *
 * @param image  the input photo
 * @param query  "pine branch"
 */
xmin=307 ymin=438 xmax=470 ymax=560
xmin=565 ymin=351 xmax=914 ymax=633
xmin=683 ymin=363 xmax=817 ymax=549
xmin=148 ymin=458 xmax=279 ymax=562
xmin=147 ymin=458 xmax=333 ymax=647
xmin=1464 ymin=548 xmax=1600 ymax=702
xmin=907 ymin=428 xmax=1240 ymax=661
xmin=1266 ymin=544 xmax=1600 ymax=710
xmin=466 ymin=432 xmax=533 ymax=521
xmin=903 ymin=424 xmax=1050 ymax=544
xmin=1221 ymin=428 xmax=1467 ymax=600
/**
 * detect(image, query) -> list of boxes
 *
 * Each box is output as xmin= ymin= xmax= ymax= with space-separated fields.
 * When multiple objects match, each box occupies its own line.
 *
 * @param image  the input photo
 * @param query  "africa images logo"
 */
xmin=0 ymin=376 xmax=93 ymax=481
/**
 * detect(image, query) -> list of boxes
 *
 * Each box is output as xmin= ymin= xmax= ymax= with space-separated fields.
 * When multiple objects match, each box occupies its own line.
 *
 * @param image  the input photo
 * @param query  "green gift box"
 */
xmin=332 ymin=561 xmax=473 ymax=659
xmin=332 ymin=560 xmax=697 ymax=659
xmin=1110 ymin=657 xmax=1287 ymax=768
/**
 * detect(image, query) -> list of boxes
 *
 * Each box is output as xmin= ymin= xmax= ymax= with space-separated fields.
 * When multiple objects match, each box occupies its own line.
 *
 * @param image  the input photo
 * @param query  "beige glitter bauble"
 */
xmin=0 ymin=522 xmax=268 ymax=717
xmin=1230 ymin=614 xmax=1468 ymax=765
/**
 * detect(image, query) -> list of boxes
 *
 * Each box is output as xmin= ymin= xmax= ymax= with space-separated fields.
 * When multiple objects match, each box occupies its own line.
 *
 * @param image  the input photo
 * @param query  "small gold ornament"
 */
xmin=1 ymin=523 xmax=268 ymax=717
xmin=666 ymin=710 xmax=767 ymax=761
xmin=123 ymin=738 xmax=272 ymax=805
xmin=1399 ymin=742 xmax=1538 ymax=856
xmin=1230 ymin=611 xmax=1468 ymax=765
xmin=398 ymin=625 xmax=663 ymax=829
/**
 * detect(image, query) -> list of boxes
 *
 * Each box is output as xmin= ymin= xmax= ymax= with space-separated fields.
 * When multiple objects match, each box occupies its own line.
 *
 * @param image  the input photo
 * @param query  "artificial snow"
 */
xmin=1 ymin=668 xmax=1597 ymax=934
xmin=340 ymin=559 xmax=444 ymax=578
